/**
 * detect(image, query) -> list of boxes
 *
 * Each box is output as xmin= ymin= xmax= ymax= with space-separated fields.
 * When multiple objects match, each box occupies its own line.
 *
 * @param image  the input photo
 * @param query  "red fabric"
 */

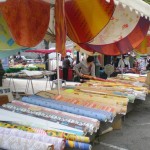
xmin=0 ymin=0 xmax=50 ymax=47
xmin=55 ymin=0 xmax=66 ymax=57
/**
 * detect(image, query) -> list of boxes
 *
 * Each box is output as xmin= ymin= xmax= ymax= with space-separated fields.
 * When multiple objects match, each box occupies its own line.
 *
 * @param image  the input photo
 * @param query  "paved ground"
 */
xmin=94 ymin=95 xmax=150 ymax=150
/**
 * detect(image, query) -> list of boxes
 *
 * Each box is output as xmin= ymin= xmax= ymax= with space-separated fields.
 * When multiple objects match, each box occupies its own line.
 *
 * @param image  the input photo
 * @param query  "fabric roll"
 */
xmin=0 ymin=122 xmax=90 ymax=143
xmin=0 ymin=133 xmax=53 ymax=150
xmin=32 ymin=127 xmax=92 ymax=150
xmin=0 ymin=127 xmax=65 ymax=150
xmin=0 ymin=108 xmax=84 ymax=136
xmin=2 ymin=103 xmax=88 ymax=134
xmin=11 ymin=100 xmax=99 ymax=134
xmin=31 ymin=95 xmax=114 ymax=118
xmin=40 ymin=90 xmax=127 ymax=114
xmin=53 ymin=94 xmax=117 ymax=114
xmin=22 ymin=95 xmax=114 ymax=122
xmin=66 ymin=140 xmax=92 ymax=150
xmin=77 ymin=88 xmax=134 ymax=103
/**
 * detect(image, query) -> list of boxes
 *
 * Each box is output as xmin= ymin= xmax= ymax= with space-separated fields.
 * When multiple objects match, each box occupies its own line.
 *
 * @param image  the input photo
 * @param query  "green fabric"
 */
xmin=0 ymin=12 xmax=30 ymax=59
xmin=0 ymin=13 xmax=26 ymax=50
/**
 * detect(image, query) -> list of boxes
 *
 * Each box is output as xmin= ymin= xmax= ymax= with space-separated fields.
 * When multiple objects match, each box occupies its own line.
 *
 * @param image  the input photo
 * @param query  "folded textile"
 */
xmin=11 ymin=100 xmax=100 ymax=133
xmin=0 ymin=133 xmax=53 ymax=150
xmin=0 ymin=127 xmax=64 ymax=150
xmin=22 ymin=95 xmax=114 ymax=122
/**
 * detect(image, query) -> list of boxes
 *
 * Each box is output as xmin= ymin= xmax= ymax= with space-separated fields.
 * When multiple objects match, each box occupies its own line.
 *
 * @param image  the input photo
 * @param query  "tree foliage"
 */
xmin=143 ymin=0 xmax=150 ymax=4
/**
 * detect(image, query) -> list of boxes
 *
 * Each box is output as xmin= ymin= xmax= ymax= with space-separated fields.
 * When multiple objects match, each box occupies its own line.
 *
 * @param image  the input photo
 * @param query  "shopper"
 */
xmin=73 ymin=56 xmax=95 ymax=78
xmin=118 ymin=55 xmax=130 ymax=69
xmin=146 ymin=60 xmax=150 ymax=70
xmin=62 ymin=56 xmax=70 ymax=81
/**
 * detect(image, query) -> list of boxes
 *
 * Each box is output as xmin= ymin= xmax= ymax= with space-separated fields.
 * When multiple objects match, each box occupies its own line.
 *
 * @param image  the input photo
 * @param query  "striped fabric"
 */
xmin=79 ymin=16 xmax=150 ymax=56
xmin=55 ymin=0 xmax=66 ymax=57
xmin=22 ymin=95 xmax=114 ymax=122
xmin=65 ymin=0 xmax=114 ymax=43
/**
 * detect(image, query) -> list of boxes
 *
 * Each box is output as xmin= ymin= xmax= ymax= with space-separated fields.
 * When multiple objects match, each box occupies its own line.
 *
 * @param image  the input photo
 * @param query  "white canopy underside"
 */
xmin=45 ymin=0 xmax=150 ymax=20
xmin=1 ymin=0 xmax=149 ymax=19
xmin=106 ymin=0 xmax=150 ymax=20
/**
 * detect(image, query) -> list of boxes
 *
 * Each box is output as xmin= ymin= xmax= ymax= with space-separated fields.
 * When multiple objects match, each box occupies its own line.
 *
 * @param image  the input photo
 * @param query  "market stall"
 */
xmin=0 ymin=0 xmax=150 ymax=150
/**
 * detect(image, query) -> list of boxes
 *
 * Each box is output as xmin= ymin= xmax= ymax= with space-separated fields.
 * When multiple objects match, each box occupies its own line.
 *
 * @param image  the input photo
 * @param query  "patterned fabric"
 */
xmin=65 ymin=0 xmax=114 ymax=43
xmin=39 ymin=90 xmax=128 ymax=107
xmin=0 ymin=127 xmax=65 ymax=150
xmin=0 ymin=0 xmax=50 ymax=47
xmin=0 ymin=108 xmax=83 ymax=136
xmin=0 ymin=122 xmax=91 ymax=149
xmin=0 ymin=133 xmax=53 ymax=150
xmin=79 ymin=17 xmax=150 ymax=56
xmin=78 ymin=80 xmax=147 ymax=101
xmin=0 ymin=122 xmax=90 ymax=143
xmin=2 ymin=103 xmax=88 ymax=134
xmin=52 ymin=92 xmax=125 ymax=114
xmin=75 ymin=86 xmax=135 ymax=103
xmin=0 ymin=12 xmax=28 ymax=58
xmin=11 ymin=100 xmax=99 ymax=134
xmin=88 ymin=4 xmax=140 ymax=45
xmin=55 ymin=0 xmax=66 ymax=57
xmin=66 ymin=140 xmax=92 ymax=150
xmin=0 ymin=13 xmax=25 ymax=50
xmin=22 ymin=95 xmax=114 ymax=122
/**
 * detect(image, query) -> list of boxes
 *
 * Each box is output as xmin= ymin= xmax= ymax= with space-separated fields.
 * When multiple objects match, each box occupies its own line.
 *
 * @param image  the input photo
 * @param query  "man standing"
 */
xmin=0 ymin=60 xmax=5 ymax=86
xmin=73 ymin=56 xmax=95 ymax=79
xmin=62 ymin=56 xmax=70 ymax=81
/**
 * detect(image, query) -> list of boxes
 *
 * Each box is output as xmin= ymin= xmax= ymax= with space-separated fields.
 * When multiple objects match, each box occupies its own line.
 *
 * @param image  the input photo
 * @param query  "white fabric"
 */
xmin=106 ymin=0 xmax=150 ymax=19
xmin=21 ymin=70 xmax=43 ymax=77
xmin=0 ymin=108 xmax=84 ymax=135
xmin=89 ymin=4 xmax=140 ymax=45
xmin=118 ymin=58 xmax=130 ymax=68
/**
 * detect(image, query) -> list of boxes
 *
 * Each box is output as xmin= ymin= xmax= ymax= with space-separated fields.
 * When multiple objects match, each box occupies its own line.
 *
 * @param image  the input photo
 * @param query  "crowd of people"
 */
xmin=62 ymin=54 xmax=150 ymax=82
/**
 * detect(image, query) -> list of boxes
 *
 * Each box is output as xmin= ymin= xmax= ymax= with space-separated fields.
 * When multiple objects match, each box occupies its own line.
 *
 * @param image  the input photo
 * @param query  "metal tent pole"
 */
xmin=56 ymin=52 xmax=60 ymax=95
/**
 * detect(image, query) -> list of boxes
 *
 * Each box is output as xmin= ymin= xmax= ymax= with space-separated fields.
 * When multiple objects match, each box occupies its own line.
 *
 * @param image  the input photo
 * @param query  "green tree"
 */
xmin=143 ymin=0 xmax=150 ymax=4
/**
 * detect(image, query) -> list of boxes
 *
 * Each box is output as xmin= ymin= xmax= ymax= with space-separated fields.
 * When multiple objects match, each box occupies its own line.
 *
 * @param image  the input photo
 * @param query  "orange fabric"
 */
xmin=0 ymin=0 xmax=50 ymax=47
xmin=135 ymin=36 xmax=150 ymax=54
xmin=55 ymin=0 xmax=66 ymax=57
xmin=65 ymin=0 xmax=114 ymax=43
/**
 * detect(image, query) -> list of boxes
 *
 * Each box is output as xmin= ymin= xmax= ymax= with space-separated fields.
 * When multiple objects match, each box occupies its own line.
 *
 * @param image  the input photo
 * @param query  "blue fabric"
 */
xmin=22 ymin=95 xmax=114 ymax=122
xmin=65 ymin=140 xmax=92 ymax=150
